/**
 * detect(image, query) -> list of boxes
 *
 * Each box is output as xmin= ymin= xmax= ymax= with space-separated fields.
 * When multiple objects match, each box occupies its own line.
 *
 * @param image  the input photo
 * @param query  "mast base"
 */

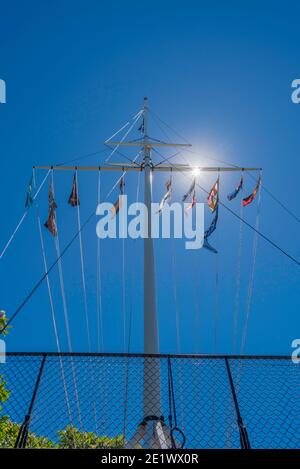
xmin=125 ymin=415 xmax=172 ymax=449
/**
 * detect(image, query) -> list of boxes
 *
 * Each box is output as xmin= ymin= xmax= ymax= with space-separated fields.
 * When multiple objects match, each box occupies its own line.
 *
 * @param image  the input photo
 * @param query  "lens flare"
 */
xmin=192 ymin=167 xmax=201 ymax=176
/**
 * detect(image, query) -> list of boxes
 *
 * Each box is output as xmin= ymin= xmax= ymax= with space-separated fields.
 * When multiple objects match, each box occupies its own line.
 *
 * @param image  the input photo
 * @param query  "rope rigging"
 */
xmin=2 ymin=102 xmax=300 ymax=451
xmin=105 ymin=110 xmax=143 ymax=163
xmin=1 ymin=169 xmax=299 ymax=350
xmin=68 ymin=170 xmax=98 ymax=431
xmin=170 ymin=233 xmax=185 ymax=433
xmin=232 ymin=184 xmax=244 ymax=354
xmin=0 ymin=154 xmax=139 ymax=335
xmin=240 ymin=173 xmax=262 ymax=355
xmin=122 ymin=224 xmax=126 ymax=352
xmin=149 ymin=108 xmax=300 ymax=225
xmin=2 ymin=159 xmax=300 ymax=342
xmin=105 ymin=109 xmax=143 ymax=144
xmin=74 ymin=171 xmax=92 ymax=352
xmin=193 ymin=256 xmax=201 ymax=354
xmin=2 ymin=102 xmax=300 ymax=377
xmin=36 ymin=202 xmax=76 ymax=441
xmin=211 ymin=227 xmax=220 ymax=445
xmin=0 ymin=169 xmax=51 ymax=260
xmin=153 ymin=155 xmax=300 ymax=267
xmin=52 ymin=177 xmax=83 ymax=429
xmin=167 ymin=356 xmax=186 ymax=449
xmin=245 ymin=168 xmax=300 ymax=225
xmin=122 ymin=169 xmax=142 ymax=445
xmin=171 ymin=238 xmax=180 ymax=353
xmin=96 ymin=170 xmax=104 ymax=352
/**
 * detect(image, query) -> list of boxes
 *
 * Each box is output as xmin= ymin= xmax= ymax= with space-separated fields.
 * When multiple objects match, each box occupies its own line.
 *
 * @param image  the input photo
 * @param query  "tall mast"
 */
xmin=142 ymin=97 xmax=161 ymax=419
xmin=143 ymin=97 xmax=159 ymax=356
xmin=34 ymin=99 xmax=262 ymax=448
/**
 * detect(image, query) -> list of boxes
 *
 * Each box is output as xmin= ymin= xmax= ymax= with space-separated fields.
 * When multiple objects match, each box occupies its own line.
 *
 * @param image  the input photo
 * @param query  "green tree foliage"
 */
xmin=0 ymin=310 xmax=10 ymax=336
xmin=0 ymin=417 xmax=54 ymax=448
xmin=57 ymin=425 xmax=124 ymax=449
xmin=0 ymin=377 xmax=10 ymax=414
xmin=0 ymin=418 xmax=123 ymax=449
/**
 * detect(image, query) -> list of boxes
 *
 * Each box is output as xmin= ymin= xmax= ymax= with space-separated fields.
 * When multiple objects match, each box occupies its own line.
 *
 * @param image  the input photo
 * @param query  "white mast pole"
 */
xmin=142 ymin=97 xmax=162 ymax=422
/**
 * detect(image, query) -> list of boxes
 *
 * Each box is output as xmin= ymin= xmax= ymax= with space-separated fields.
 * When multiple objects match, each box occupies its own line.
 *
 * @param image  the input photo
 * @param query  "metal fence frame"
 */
xmin=0 ymin=353 xmax=297 ymax=449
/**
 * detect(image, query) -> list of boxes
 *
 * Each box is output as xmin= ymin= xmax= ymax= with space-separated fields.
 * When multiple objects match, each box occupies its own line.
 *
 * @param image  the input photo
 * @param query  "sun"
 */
xmin=192 ymin=167 xmax=201 ymax=176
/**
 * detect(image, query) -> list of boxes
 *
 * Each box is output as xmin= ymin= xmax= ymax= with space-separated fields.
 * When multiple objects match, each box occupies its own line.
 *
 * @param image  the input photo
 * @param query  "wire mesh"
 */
xmin=0 ymin=353 xmax=299 ymax=449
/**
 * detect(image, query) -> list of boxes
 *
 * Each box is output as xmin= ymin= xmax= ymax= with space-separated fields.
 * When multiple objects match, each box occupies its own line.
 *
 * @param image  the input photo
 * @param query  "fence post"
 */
xmin=14 ymin=354 xmax=47 ymax=448
xmin=224 ymin=357 xmax=251 ymax=449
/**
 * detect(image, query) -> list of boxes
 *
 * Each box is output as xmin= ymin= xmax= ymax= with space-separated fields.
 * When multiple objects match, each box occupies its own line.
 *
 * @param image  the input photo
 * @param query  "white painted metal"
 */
xmin=142 ymin=98 xmax=162 ymax=421
xmin=34 ymin=164 xmax=262 ymax=172
xmin=105 ymin=141 xmax=192 ymax=147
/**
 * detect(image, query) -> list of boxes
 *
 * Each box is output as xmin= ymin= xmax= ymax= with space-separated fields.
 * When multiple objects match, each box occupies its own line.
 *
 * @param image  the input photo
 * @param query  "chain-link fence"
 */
xmin=0 ymin=353 xmax=299 ymax=449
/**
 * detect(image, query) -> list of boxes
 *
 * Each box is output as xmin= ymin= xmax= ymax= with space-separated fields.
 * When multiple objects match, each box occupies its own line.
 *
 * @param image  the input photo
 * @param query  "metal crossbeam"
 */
xmin=105 ymin=141 xmax=192 ymax=148
xmin=34 ymin=164 xmax=262 ymax=172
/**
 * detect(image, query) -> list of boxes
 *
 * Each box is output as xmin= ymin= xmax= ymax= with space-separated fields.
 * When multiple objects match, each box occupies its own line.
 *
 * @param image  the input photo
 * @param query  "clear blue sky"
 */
xmin=0 ymin=0 xmax=299 ymax=356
